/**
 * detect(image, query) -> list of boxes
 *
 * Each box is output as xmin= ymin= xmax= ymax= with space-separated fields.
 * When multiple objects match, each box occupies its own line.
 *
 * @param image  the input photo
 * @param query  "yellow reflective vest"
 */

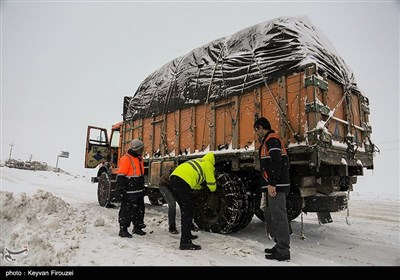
xmin=171 ymin=152 xmax=216 ymax=192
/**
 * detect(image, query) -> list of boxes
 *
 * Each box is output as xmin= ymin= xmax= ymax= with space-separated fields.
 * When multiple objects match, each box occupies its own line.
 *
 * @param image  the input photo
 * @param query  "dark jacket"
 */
xmin=258 ymin=130 xmax=290 ymax=193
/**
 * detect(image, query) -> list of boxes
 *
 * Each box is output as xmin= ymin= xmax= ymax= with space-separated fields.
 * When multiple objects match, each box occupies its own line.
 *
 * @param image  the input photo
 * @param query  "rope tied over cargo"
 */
xmin=206 ymin=46 xmax=225 ymax=104
xmin=252 ymin=53 xmax=302 ymax=143
xmin=323 ymin=91 xmax=348 ymax=128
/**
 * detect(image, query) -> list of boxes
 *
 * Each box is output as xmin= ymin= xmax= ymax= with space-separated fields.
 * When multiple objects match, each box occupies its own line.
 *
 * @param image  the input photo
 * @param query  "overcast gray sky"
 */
xmin=1 ymin=1 xmax=399 ymax=195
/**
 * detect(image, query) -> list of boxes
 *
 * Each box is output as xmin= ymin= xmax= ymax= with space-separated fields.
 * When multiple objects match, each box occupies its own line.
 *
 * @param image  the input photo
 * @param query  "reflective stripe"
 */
xmin=126 ymin=190 xmax=143 ymax=194
xmin=125 ymin=154 xmax=144 ymax=176
xmin=261 ymin=184 xmax=289 ymax=188
xmin=193 ymin=160 xmax=207 ymax=185
xmin=261 ymin=154 xmax=288 ymax=160
xmin=262 ymin=170 xmax=269 ymax=181
xmin=264 ymin=132 xmax=288 ymax=156
xmin=269 ymin=148 xmax=282 ymax=152
xmin=187 ymin=160 xmax=205 ymax=185
xmin=127 ymin=156 xmax=137 ymax=175
xmin=262 ymin=155 xmax=287 ymax=159
xmin=261 ymin=145 xmax=268 ymax=158
xmin=276 ymin=183 xmax=290 ymax=187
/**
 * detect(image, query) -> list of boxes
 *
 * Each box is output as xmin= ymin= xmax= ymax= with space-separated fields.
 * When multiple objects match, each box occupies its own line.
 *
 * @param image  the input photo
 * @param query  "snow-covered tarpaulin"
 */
xmin=125 ymin=16 xmax=358 ymax=120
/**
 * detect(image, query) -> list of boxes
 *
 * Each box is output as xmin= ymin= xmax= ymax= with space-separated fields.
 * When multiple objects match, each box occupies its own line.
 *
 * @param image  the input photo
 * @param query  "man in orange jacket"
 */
xmin=117 ymin=139 xmax=147 ymax=238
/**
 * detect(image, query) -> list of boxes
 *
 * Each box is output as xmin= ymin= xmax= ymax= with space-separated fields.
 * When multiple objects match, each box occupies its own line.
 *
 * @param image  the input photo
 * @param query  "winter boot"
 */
xmin=190 ymin=234 xmax=198 ymax=240
xmin=169 ymin=226 xmax=179 ymax=234
xmin=265 ymin=251 xmax=290 ymax=261
xmin=119 ymin=227 xmax=133 ymax=238
xmin=133 ymin=227 xmax=147 ymax=236
xmin=138 ymin=223 xmax=146 ymax=229
xmin=264 ymin=246 xmax=277 ymax=254
xmin=179 ymin=241 xmax=201 ymax=250
xmin=191 ymin=223 xmax=199 ymax=232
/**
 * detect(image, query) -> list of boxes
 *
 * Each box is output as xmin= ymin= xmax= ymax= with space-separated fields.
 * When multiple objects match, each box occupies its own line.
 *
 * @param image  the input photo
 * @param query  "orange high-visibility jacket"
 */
xmin=117 ymin=153 xmax=144 ymax=177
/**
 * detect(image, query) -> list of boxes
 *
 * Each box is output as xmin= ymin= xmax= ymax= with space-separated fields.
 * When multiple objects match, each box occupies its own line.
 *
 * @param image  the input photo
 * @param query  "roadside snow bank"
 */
xmin=0 ymin=190 xmax=87 ymax=266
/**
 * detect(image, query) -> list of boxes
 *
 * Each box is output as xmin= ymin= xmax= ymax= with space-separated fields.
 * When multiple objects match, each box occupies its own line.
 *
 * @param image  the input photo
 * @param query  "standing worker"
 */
xmin=169 ymin=152 xmax=217 ymax=250
xmin=254 ymin=117 xmax=291 ymax=261
xmin=117 ymin=139 xmax=147 ymax=238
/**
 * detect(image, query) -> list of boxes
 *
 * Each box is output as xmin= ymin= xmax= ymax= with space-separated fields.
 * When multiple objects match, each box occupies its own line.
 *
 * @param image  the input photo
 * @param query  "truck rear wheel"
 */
xmin=193 ymin=171 xmax=255 ymax=234
xmin=98 ymin=172 xmax=111 ymax=207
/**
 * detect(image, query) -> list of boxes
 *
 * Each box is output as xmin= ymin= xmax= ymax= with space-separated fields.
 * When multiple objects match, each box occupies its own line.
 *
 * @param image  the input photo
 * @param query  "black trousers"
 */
xmin=169 ymin=175 xmax=194 ymax=244
xmin=119 ymin=193 xmax=145 ymax=228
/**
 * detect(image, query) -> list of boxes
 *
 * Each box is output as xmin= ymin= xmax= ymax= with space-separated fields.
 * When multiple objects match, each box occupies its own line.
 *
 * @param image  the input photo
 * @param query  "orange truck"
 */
xmin=85 ymin=16 xmax=376 ymax=233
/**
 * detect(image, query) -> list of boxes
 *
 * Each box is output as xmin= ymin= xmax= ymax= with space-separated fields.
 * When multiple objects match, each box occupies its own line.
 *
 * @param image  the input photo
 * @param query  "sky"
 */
xmin=0 ymin=166 xmax=399 ymax=267
xmin=1 ymin=1 xmax=399 ymax=196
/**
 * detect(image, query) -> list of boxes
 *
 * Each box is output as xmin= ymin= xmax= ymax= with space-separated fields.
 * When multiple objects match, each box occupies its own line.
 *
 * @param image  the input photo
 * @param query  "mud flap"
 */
xmin=317 ymin=212 xmax=333 ymax=224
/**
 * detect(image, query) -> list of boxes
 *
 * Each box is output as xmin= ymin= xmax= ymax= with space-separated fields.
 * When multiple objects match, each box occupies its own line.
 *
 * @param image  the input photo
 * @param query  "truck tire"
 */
xmin=230 ymin=172 xmax=255 ymax=232
xmin=97 ymin=172 xmax=111 ymax=207
xmin=193 ymin=171 xmax=255 ymax=234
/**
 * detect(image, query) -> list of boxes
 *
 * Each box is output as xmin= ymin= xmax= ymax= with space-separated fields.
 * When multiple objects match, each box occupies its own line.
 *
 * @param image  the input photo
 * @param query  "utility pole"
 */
xmin=28 ymin=154 xmax=33 ymax=162
xmin=8 ymin=142 xmax=14 ymax=161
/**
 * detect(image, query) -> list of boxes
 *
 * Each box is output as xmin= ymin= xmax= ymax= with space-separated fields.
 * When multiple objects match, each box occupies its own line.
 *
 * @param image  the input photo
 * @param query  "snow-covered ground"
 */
xmin=1 ymin=167 xmax=399 ymax=267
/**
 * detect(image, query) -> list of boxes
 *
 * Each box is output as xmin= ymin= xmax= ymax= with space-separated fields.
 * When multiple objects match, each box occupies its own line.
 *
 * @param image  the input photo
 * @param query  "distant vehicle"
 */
xmin=5 ymin=159 xmax=48 ymax=171
xmin=30 ymin=161 xmax=48 ymax=171
xmin=5 ymin=159 xmax=25 ymax=169
xmin=5 ymin=159 xmax=18 ymax=169
xmin=85 ymin=16 xmax=376 ymax=233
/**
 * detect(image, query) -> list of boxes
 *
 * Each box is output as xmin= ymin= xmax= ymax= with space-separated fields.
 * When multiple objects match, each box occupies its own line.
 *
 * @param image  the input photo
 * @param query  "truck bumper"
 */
xmin=302 ymin=192 xmax=348 ymax=212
